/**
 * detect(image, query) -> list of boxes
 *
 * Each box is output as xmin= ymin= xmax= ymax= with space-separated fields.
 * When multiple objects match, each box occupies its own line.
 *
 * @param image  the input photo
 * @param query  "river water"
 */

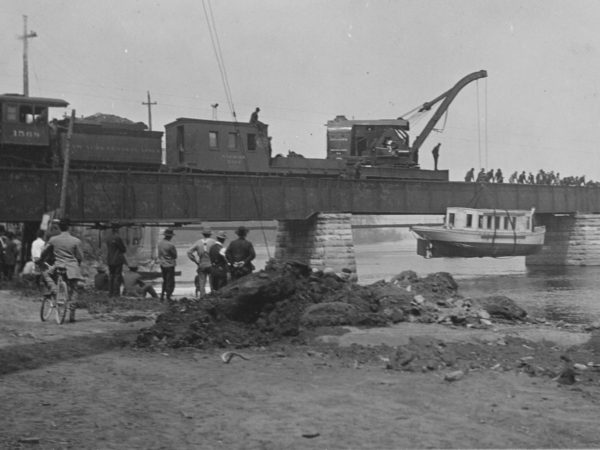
xmin=172 ymin=240 xmax=600 ymax=325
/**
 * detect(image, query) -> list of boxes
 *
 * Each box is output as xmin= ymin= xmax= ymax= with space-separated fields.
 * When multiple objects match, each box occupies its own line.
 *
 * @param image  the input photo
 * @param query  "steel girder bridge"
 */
xmin=2 ymin=168 xmax=600 ymax=223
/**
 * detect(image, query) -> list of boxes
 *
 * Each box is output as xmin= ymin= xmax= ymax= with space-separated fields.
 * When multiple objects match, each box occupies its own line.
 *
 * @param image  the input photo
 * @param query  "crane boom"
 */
xmin=410 ymin=70 xmax=487 ymax=158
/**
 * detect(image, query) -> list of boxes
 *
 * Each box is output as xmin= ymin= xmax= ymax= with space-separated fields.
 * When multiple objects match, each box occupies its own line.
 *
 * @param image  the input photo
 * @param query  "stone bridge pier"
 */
xmin=274 ymin=213 xmax=357 ymax=280
xmin=527 ymin=213 xmax=600 ymax=266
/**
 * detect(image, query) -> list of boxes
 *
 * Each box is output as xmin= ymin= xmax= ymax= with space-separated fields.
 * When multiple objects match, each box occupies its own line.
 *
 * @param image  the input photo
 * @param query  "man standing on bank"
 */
xmin=158 ymin=228 xmax=177 ymax=301
xmin=187 ymin=226 xmax=216 ymax=298
xmin=105 ymin=221 xmax=127 ymax=297
xmin=226 ymin=226 xmax=256 ymax=281
xmin=209 ymin=231 xmax=229 ymax=291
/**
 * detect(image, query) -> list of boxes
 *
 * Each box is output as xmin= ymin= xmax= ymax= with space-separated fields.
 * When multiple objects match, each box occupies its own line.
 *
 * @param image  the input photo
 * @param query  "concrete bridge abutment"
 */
xmin=275 ymin=213 xmax=357 ymax=279
xmin=526 ymin=213 xmax=600 ymax=266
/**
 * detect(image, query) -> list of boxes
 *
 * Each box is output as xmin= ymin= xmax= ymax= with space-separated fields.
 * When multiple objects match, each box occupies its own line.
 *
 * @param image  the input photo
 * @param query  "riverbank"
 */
xmin=1 ymin=285 xmax=600 ymax=449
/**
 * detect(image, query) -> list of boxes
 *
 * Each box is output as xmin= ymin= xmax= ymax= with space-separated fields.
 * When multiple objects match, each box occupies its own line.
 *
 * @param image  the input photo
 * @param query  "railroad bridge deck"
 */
xmin=2 ymin=168 xmax=600 ymax=222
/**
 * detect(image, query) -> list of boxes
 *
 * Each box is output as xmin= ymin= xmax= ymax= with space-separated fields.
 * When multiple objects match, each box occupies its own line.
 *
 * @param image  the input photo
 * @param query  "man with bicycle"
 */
xmin=41 ymin=218 xmax=84 ymax=323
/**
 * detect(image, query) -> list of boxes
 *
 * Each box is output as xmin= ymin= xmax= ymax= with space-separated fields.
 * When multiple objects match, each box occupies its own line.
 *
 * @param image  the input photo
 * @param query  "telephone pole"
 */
xmin=20 ymin=15 xmax=37 ymax=97
xmin=142 ymin=91 xmax=157 ymax=130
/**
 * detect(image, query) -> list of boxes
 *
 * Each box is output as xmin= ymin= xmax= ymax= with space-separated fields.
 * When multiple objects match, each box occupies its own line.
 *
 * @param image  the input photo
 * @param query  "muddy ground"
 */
xmin=2 ymin=270 xmax=600 ymax=449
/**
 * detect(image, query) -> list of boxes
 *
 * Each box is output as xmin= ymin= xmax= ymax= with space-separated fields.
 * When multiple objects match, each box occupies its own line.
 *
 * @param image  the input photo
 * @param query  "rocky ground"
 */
xmin=1 ymin=263 xmax=600 ymax=449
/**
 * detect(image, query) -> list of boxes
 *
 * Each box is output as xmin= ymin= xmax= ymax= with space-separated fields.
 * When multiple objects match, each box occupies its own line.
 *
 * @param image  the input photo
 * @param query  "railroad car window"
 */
xmin=34 ymin=106 xmax=48 ymax=123
xmin=466 ymin=214 xmax=473 ymax=228
xmin=478 ymin=215 xmax=484 ymax=228
xmin=486 ymin=216 xmax=492 ymax=229
xmin=494 ymin=216 xmax=501 ymax=229
xmin=228 ymin=132 xmax=237 ymax=150
xmin=247 ymin=133 xmax=256 ymax=151
xmin=19 ymin=105 xmax=35 ymax=124
xmin=209 ymin=131 xmax=218 ymax=149
xmin=6 ymin=105 xmax=18 ymax=122
xmin=176 ymin=126 xmax=185 ymax=163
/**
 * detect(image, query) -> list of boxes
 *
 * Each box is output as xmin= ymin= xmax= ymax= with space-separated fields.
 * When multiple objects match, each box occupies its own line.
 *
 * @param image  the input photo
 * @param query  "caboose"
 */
xmin=164 ymin=117 xmax=272 ymax=173
xmin=0 ymin=93 xmax=68 ymax=166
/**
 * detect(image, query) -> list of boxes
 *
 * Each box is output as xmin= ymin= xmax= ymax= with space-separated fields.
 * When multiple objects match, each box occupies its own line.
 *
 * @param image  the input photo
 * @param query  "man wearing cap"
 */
xmin=225 ymin=226 xmax=256 ymax=281
xmin=105 ymin=222 xmax=127 ymax=297
xmin=187 ymin=226 xmax=216 ymax=298
xmin=42 ymin=218 xmax=84 ymax=322
xmin=209 ymin=231 xmax=229 ymax=291
xmin=158 ymin=228 xmax=177 ymax=301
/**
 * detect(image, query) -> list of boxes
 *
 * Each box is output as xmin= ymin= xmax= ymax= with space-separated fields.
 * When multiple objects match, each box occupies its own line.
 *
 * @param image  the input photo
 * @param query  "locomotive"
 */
xmin=0 ymin=93 xmax=163 ymax=170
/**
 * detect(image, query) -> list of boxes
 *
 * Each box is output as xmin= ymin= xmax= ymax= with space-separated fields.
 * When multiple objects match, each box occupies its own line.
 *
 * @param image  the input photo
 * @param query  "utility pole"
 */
xmin=211 ymin=103 xmax=219 ymax=120
xmin=20 ymin=15 xmax=37 ymax=97
xmin=59 ymin=110 xmax=76 ymax=219
xmin=142 ymin=91 xmax=157 ymax=130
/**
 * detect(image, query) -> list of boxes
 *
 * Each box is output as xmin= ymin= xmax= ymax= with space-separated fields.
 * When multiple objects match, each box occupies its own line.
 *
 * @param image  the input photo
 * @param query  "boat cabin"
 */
xmin=445 ymin=207 xmax=535 ymax=232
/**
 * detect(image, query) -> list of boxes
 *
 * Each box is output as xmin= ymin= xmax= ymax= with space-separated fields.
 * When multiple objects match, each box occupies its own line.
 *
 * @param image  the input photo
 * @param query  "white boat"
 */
xmin=410 ymin=207 xmax=546 ymax=258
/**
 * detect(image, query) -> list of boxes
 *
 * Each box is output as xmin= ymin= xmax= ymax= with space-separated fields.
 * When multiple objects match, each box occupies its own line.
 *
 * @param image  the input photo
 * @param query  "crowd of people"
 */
xmin=96 ymin=224 xmax=256 ymax=302
xmin=1 ymin=220 xmax=258 ymax=323
xmin=463 ymin=168 xmax=598 ymax=186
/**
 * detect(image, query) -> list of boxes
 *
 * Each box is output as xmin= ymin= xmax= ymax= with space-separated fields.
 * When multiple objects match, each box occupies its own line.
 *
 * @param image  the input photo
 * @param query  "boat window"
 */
xmin=466 ymin=214 xmax=472 ymax=228
xmin=478 ymin=215 xmax=484 ymax=228
xmin=494 ymin=216 xmax=501 ymax=229
xmin=448 ymin=213 xmax=455 ymax=227
xmin=228 ymin=132 xmax=238 ymax=150
xmin=209 ymin=131 xmax=218 ymax=149
xmin=486 ymin=216 xmax=493 ymax=229
xmin=247 ymin=133 xmax=256 ymax=151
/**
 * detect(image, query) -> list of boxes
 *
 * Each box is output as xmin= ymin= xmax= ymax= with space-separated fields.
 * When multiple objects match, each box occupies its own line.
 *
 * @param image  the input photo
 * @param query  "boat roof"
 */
xmin=446 ymin=206 xmax=535 ymax=215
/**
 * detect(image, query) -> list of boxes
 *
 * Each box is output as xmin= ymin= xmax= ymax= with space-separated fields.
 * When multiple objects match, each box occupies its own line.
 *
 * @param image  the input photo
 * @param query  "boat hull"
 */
xmin=411 ymin=225 xmax=546 ymax=258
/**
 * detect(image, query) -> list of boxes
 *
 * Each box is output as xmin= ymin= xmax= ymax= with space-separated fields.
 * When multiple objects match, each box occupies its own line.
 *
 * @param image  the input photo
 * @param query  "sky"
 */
xmin=2 ymin=0 xmax=600 ymax=181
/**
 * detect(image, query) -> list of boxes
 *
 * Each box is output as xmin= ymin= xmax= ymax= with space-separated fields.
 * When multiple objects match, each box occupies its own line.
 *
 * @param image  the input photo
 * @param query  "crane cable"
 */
xmin=202 ymin=0 xmax=236 ymax=120
xmin=201 ymin=0 xmax=271 ymax=257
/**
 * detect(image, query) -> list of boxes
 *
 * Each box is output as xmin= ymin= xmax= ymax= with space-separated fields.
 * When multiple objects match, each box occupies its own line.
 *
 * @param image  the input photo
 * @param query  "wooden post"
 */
xmin=58 ymin=110 xmax=76 ymax=218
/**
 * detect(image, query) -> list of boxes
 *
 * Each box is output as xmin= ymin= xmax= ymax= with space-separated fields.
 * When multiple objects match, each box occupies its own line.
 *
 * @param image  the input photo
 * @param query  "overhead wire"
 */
xmin=201 ymin=0 xmax=271 ymax=257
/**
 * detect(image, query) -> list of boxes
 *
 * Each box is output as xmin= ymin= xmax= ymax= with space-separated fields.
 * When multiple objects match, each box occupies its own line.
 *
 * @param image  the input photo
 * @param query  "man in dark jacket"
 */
xmin=209 ymin=231 xmax=228 ymax=291
xmin=105 ymin=222 xmax=127 ymax=297
xmin=225 ymin=226 xmax=256 ymax=281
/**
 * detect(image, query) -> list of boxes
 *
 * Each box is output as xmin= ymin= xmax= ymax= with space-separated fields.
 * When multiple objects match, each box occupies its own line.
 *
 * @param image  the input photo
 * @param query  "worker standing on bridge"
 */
xmin=431 ymin=143 xmax=441 ymax=171
xmin=464 ymin=168 xmax=475 ymax=182
xmin=226 ymin=226 xmax=256 ymax=282
xmin=250 ymin=107 xmax=260 ymax=124
xmin=158 ymin=228 xmax=177 ymax=302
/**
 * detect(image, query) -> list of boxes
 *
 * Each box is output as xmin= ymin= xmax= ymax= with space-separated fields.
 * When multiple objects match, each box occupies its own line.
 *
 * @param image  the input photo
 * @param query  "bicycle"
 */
xmin=40 ymin=266 xmax=71 ymax=324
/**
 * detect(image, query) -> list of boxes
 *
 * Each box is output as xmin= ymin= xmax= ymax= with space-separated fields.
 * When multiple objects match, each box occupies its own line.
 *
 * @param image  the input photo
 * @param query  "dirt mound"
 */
xmin=136 ymin=260 xmax=529 ymax=350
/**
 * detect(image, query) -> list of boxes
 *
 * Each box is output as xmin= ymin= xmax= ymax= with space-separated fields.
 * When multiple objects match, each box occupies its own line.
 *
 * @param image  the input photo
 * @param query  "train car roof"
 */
xmin=165 ymin=117 xmax=266 ymax=128
xmin=326 ymin=117 xmax=409 ymax=129
xmin=0 ymin=93 xmax=69 ymax=107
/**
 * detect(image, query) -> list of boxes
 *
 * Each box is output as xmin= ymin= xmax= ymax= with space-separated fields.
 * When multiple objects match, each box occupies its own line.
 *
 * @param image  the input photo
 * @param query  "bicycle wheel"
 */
xmin=55 ymin=279 xmax=69 ymax=324
xmin=40 ymin=295 xmax=55 ymax=322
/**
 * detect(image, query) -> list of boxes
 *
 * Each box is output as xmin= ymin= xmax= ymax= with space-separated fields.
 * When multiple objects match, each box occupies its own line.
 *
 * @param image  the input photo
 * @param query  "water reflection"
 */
xmin=355 ymin=242 xmax=600 ymax=325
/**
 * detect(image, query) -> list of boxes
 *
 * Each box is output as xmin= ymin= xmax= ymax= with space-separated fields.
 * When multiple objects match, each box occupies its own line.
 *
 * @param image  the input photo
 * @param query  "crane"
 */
xmin=409 ymin=70 xmax=487 ymax=162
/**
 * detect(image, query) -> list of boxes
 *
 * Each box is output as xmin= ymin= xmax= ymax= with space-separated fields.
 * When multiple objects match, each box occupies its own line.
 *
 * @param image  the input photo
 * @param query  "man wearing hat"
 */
xmin=209 ymin=231 xmax=229 ymax=291
xmin=225 ymin=226 xmax=256 ymax=281
xmin=187 ymin=226 xmax=216 ymax=298
xmin=105 ymin=221 xmax=127 ymax=297
xmin=42 ymin=218 xmax=84 ymax=322
xmin=122 ymin=265 xmax=158 ymax=298
xmin=158 ymin=228 xmax=177 ymax=301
